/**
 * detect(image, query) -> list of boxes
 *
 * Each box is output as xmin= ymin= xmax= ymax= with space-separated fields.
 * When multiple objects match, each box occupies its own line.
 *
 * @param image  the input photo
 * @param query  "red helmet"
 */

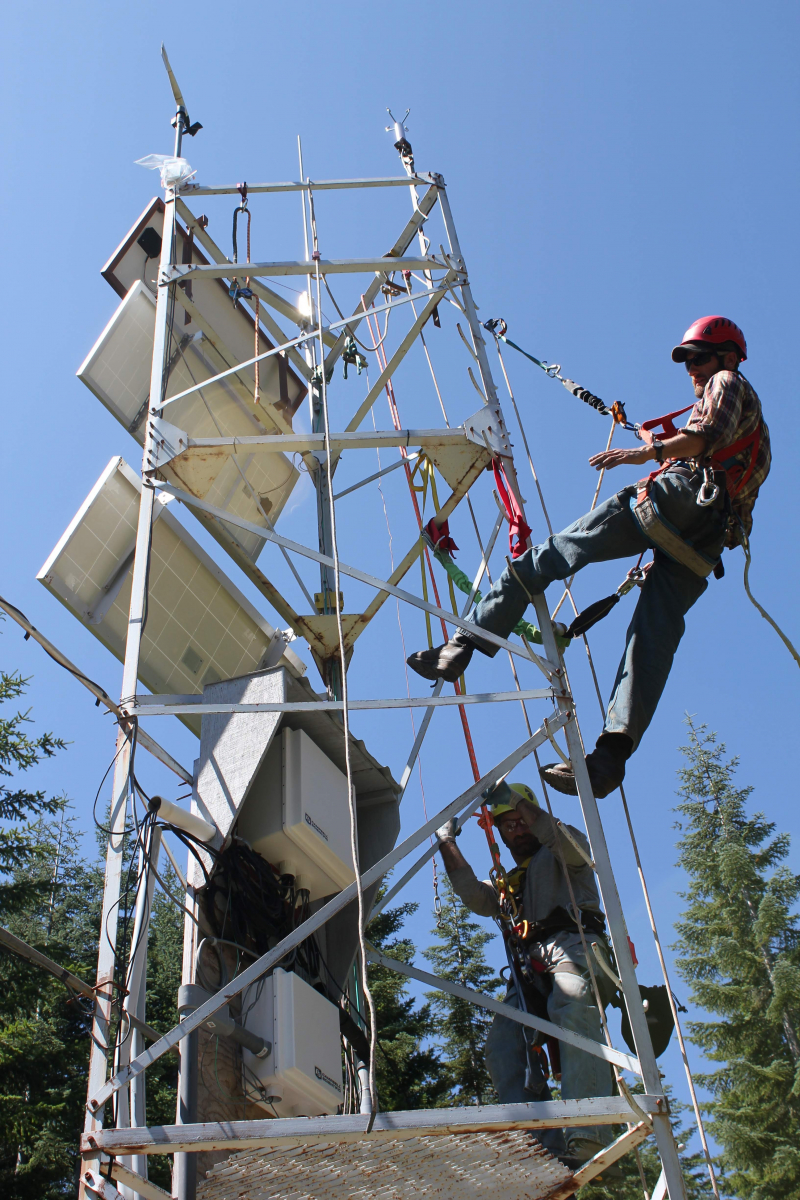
xmin=671 ymin=315 xmax=747 ymax=363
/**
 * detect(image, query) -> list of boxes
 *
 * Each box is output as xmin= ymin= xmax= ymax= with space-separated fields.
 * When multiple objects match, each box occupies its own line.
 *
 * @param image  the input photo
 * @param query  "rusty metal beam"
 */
xmin=82 ymin=1097 xmax=659 ymax=1157
xmin=547 ymin=1123 xmax=653 ymax=1199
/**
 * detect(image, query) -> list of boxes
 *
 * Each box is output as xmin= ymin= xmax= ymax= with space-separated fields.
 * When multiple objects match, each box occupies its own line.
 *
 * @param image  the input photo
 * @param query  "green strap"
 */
xmin=431 ymin=548 xmax=570 ymax=647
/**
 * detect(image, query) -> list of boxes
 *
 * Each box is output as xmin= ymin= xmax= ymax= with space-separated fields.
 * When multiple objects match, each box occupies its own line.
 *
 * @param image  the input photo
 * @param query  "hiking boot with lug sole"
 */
xmin=539 ymin=748 xmax=626 ymax=799
xmin=406 ymin=639 xmax=474 ymax=683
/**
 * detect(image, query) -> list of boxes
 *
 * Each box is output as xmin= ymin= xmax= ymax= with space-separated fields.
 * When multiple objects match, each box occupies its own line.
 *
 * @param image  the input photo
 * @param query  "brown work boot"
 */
xmin=539 ymin=734 xmax=633 ymax=799
xmin=406 ymin=634 xmax=474 ymax=682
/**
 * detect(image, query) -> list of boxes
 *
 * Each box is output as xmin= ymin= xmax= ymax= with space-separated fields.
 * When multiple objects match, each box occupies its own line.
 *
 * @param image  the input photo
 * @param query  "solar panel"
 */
xmin=37 ymin=457 xmax=305 ymax=733
xmin=79 ymin=199 xmax=308 ymax=562
xmin=78 ymin=281 xmax=303 ymax=561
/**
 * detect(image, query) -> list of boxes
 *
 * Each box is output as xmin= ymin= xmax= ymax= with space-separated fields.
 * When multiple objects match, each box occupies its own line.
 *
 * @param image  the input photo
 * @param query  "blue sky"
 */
xmin=2 ymin=0 xmax=798 ymax=1154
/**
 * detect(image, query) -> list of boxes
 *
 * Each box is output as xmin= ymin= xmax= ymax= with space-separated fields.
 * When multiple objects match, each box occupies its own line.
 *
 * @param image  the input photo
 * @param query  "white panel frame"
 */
xmin=37 ymin=457 xmax=305 ymax=718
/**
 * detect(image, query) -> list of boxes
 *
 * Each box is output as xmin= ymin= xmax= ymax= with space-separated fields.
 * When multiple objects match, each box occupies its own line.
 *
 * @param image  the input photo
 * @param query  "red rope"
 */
xmin=362 ymin=303 xmax=502 ymax=866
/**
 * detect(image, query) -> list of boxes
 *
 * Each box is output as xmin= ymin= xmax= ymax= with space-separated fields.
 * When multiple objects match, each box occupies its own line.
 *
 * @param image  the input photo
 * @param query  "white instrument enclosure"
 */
xmin=236 ymin=727 xmax=356 ymax=899
xmin=242 ymin=968 xmax=343 ymax=1118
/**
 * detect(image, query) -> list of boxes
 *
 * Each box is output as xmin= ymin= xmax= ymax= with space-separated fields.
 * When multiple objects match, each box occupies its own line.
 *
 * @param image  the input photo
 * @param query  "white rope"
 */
xmin=742 ymin=534 xmax=800 ymax=669
xmin=313 ymin=250 xmax=378 ymax=1124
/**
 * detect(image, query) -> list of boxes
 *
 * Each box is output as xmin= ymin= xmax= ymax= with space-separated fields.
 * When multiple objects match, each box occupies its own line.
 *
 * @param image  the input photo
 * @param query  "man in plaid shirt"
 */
xmin=408 ymin=316 xmax=770 ymax=798
xmin=678 ymin=364 xmax=770 ymax=545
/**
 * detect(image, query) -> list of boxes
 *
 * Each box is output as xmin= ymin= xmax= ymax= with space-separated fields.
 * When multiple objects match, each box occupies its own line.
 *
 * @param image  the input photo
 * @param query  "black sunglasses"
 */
xmin=684 ymin=350 xmax=720 ymax=369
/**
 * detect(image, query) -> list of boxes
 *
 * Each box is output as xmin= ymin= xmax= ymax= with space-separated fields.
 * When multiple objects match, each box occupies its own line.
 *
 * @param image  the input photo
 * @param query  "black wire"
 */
xmin=168 ymin=827 xmax=218 ymax=887
xmin=91 ymin=728 xmax=139 ymax=838
xmin=107 ymin=817 xmax=157 ymax=1129
xmin=0 ymin=595 xmax=115 ymax=707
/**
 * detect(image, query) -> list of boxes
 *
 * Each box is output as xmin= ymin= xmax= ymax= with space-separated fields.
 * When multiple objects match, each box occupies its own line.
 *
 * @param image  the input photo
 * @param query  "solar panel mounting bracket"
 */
xmin=463 ymin=403 xmax=512 ymax=457
xmin=146 ymin=414 xmax=190 ymax=472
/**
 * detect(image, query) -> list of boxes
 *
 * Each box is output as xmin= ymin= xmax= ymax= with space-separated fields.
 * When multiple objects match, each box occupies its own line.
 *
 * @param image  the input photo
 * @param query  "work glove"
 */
xmin=481 ymin=779 xmax=514 ymax=808
xmin=435 ymin=817 xmax=460 ymax=844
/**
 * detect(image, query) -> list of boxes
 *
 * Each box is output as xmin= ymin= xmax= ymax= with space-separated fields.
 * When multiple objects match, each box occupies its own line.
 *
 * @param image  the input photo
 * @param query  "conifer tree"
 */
xmin=0 ymin=669 xmax=66 ymax=920
xmin=366 ymin=890 xmax=449 ymax=1111
xmin=0 ymin=662 xmax=188 ymax=1196
xmin=673 ymin=718 xmax=800 ymax=1200
xmin=578 ymin=1087 xmax=716 ymax=1199
xmin=423 ymin=874 xmax=501 ymax=1105
xmin=0 ymin=808 xmax=102 ymax=1199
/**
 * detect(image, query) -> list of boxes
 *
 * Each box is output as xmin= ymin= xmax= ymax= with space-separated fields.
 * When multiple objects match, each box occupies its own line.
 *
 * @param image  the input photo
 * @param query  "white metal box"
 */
xmin=237 ymin=727 xmax=356 ymax=899
xmin=242 ymin=968 xmax=343 ymax=1117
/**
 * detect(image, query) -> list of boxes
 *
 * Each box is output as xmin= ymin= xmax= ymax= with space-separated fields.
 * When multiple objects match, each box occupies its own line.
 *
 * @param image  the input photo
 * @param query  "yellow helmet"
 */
xmin=490 ymin=781 xmax=540 ymax=819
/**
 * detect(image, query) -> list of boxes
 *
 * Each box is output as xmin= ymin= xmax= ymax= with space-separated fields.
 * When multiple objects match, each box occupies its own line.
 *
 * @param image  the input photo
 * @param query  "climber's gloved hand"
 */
xmin=481 ymin=779 xmax=514 ymax=808
xmin=436 ymin=817 xmax=460 ymax=844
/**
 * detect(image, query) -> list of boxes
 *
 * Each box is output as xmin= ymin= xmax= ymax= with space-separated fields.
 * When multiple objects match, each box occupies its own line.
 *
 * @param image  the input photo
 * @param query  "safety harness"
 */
xmin=632 ymin=404 xmax=763 ymax=579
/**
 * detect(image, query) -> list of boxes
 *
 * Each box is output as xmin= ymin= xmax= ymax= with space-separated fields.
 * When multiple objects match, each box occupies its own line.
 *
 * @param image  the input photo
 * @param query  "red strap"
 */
xmin=425 ymin=516 xmax=458 ymax=555
xmin=628 ymin=936 xmax=638 ymax=968
xmin=639 ymin=404 xmax=694 ymax=439
xmin=710 ymin=423 xmax=761 ymax=498
xmin=493 ymin=460 xmax=532 ymax=559
xmin=635 ymin=464 xmax=670 ymax=506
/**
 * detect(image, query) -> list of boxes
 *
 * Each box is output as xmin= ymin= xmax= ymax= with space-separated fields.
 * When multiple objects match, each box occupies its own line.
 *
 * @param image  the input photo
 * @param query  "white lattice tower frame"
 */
xmin=76 ymin=101 xmax=691 ymax=1200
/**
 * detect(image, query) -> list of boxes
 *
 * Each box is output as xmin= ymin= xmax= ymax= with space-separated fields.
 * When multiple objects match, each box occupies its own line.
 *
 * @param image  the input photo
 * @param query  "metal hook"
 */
xmin=616 ymin=567 xmax=646 ymax=597
xmin=697 ymin=463 xmax=720 ymax=507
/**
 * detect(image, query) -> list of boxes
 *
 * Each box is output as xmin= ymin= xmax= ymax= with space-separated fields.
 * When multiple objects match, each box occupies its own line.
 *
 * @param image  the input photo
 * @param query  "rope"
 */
xmin=492 ymin=333 xmax=721 ymax=1196
xmin=368 ymin=391 xmax=441 ymax=928
xmin=313 ymin=250 xmax=378 ymax=1126
xmin=362 ymin=305 xmax=483 ymax=783
xmin=241 ymin=190 xmax=260 ymax=405
xmin=324 ymin=276 xmax=391 ymax=353
xmin=742 ymin=534 xmax=800 ymax=670
xmin=361 ymin=302 xmax=511 ymax=902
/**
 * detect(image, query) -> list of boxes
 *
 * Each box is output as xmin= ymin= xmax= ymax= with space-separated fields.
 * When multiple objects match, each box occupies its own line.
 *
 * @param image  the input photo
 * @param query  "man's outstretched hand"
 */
xmin=589 ymin=445 xmax=651 ymax=472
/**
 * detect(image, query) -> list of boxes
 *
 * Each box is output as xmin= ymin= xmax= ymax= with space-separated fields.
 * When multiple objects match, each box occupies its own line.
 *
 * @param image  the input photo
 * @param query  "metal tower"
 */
xmin=55 ymin=60 xmax=704 ymax=1200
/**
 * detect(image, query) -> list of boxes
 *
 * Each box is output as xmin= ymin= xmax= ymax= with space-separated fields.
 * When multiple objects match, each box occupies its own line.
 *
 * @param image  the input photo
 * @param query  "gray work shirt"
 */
xmin=448 ymin=808 xmax=602 ymax=928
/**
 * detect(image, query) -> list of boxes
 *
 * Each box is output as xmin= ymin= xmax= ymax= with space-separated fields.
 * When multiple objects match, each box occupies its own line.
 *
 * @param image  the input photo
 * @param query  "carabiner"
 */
xmin=697 ymin=466 xmax=720 ymax=507
xmin=616 ymin=566 xmax=645 ymax=598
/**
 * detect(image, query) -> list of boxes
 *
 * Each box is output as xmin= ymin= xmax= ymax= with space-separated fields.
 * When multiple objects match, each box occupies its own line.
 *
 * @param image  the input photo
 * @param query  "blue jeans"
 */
xmin=465 ymin=471 xmax=727 ymax=750
xmin=484 ymin=932 xmax=614 ymax=1155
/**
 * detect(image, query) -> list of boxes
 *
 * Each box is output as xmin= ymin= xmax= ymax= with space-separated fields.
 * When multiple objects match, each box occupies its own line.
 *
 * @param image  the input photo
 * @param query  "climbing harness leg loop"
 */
xmin=632 ymin=490 xmax=716 ymax=579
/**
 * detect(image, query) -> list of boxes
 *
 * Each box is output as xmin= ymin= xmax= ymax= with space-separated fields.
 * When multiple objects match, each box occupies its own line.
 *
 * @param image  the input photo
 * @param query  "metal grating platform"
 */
xmin=197 ymin=1130 xmax=574 ymax=1200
